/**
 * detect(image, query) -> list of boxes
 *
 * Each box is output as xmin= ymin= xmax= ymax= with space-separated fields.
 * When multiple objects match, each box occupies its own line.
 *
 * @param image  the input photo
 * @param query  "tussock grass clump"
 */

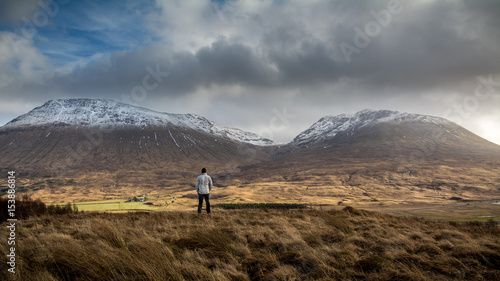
xmin=0 ymin=207 xmax=499 ymax=280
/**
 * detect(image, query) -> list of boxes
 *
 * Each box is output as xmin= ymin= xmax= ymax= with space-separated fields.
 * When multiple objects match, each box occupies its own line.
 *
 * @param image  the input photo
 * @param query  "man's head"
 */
xmin=202 ymin=168 xmax=207 ymax=173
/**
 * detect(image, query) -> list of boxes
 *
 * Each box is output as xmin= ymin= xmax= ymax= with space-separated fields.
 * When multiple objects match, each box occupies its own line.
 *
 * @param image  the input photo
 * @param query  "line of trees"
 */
xmin=0 ymin=194 xmax=78 ymax=223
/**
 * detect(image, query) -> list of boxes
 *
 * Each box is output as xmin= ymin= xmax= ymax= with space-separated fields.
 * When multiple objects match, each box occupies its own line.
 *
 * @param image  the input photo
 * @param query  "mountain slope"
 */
xmin=288 ymin=109 xmax=500 ymax=157
xmin=233 ymin=109 xmax=500 ymax=206
xmin=1 ymin=104 xmax=499 ymax=205
xmin=0 ymin=99 xmax=273 ymax=187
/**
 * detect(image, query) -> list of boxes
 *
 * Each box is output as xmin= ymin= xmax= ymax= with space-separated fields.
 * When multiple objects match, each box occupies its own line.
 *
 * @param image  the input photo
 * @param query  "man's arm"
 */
xmin=209 ymin=176 xmax=213 ymax=191
xmin=195 ymin=176 xmax=200 ymax=193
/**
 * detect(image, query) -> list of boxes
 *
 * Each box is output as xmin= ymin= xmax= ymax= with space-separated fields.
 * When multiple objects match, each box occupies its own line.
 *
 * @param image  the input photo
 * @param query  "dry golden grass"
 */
xmin=17 ymin=157 xmax=500 ymax=212
xmin=1 ymin=207 xmax=499 ymax=280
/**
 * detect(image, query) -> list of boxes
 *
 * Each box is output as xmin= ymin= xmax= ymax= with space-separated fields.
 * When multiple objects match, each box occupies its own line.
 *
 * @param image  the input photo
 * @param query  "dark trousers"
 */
xmin=198 ymin=193 xmax=210 ymax=213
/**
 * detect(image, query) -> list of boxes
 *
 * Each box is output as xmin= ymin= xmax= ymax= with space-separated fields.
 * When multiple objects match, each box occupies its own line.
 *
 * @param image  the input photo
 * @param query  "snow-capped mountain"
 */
xmin=292 ymin=109 xmax=451 ymax=145
xmin=2 ymin=103 xmax=500 ymax=202
xmin=3 ymin=99 xmax=274 ymax=146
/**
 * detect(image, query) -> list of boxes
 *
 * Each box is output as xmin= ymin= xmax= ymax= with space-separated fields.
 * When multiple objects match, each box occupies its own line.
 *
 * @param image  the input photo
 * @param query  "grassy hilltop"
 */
xmin=1 ymin=207 xmax=499 ymax=280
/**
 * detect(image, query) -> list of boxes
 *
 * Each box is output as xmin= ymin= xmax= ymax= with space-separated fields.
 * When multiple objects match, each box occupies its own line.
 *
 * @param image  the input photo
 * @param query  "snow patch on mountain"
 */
xmin=293 ymin=109 xmax=450 ymax=145
xmin=2 ymin=99 xmax=275 ymax=146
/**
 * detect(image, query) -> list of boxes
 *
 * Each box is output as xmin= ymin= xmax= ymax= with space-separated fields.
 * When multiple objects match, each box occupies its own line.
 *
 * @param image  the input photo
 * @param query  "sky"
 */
xmin=0 ymin=0 xmax=499 ymax=144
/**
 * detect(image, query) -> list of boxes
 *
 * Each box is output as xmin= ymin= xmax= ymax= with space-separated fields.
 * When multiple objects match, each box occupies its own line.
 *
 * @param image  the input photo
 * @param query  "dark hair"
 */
xmin=201 ymin=168 xmax=207 ymax=173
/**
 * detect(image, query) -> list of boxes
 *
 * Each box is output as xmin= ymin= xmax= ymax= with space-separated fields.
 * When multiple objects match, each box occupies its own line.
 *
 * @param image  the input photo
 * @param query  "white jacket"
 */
xmin=196 ymin=173 xmax=213 ymax=194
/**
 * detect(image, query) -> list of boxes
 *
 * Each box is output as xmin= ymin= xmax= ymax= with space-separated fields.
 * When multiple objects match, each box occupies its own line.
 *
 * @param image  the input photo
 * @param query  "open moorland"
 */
xmin=7 ymin=162 xmax=499 ymax=222
xmin=2 ymin=105 xmax=500 ymax=223
xmin=1 ymin=207 xmax=499 ymax=281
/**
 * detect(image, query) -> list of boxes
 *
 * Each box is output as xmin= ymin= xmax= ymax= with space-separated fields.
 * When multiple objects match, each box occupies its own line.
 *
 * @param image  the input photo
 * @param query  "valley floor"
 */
xmin=56 ymin=194 xmax=500 ymax=223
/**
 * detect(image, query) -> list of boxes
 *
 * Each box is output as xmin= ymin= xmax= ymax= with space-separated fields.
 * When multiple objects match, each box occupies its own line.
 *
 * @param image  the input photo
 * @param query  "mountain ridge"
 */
xmin=1 ymin=99 xmax=499 ymax=205
xmin=2 ymin=98 xmax=275 ymax=146
xmin=292 ymin=109 xmax=456 ymax=146
xmin=5 ymin=99 xmax=493 ymax=147
xmin=3 ymin=99 xmax=499 ymax=157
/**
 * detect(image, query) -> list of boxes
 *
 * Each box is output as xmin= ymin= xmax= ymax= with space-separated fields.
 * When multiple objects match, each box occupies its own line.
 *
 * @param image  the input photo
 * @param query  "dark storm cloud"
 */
xmin=5 ymin=0 xmax=499 ymax=99
xmin=282 ymin=0 xmax=500 ymax=92
xmin=261 ymin=23 xmax=342 ymax=85
xmin=196 ymin=38 xmax=278 ymax=87
xmin=1 ymin=0 xmax=499 ymax=144
xmin=341 ymin=0 xmax=500 ymax=90
xmin=462 ymin=0 xmax=500 ymax=34
xmin=41 ymin=38 xmax=280 ymax=98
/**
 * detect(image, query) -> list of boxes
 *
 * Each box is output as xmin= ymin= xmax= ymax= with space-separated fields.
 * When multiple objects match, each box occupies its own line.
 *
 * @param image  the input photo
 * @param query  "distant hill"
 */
xmin=1 ymin=101 xmax=499 ymax=204
xmin=234 ymin=109 xmax=500 ymax=205
xmin=0 ymin=99 xmax=272 ymax=187
xmin=292 ymin=109 xmax=500 ymax=155
xmin=2 ymin=98 xmax=274 ymax=145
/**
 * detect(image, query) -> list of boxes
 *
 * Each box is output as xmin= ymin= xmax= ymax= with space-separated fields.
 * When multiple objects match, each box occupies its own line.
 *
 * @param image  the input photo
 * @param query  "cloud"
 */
xmin=0 ymin=0 xmax=499 ymax=144
xmin=0 ymin=31 xmax=52 ymax=89
xmin=0 ymin=0 xmax=39 ymax=25
xmin=5 ymin=0 xmax=500 ymax=95
xmin=196 ymin=38 xmax=278 ymax=87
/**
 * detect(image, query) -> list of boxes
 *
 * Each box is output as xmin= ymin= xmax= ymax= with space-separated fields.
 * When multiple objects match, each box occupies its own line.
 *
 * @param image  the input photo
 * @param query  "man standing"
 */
xmin=195 ymin=168 xmax=213 ymax=214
